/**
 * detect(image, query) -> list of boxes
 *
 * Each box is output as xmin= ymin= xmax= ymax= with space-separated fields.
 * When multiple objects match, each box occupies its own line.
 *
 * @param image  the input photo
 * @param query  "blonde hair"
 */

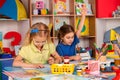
xmin=22 ymin=22 xmax=51 ymax=46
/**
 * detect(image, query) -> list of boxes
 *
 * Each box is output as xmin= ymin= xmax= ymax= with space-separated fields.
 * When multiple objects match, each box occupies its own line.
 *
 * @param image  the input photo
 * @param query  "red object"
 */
xmin=96 ymin=0 xmax=120 ymax=18
xmin=64 ymin=56 xmax=69 ymax=64
xmin=4 ymin=31 xmax=21 ymax=46
xmin=85 ymin=69 xmax=90 ymax=74
xmin=112 ymin=66 xmax=119 ymax=71
xmin=54 ymin=0 xmax=66 ymax=3
xmin=3 ymin=47 xmax=11 ymax=53
xmin=0 ymin=0 xmax=6 ymax=8
xmin=3 ymin=47 xmax=15 ymax=57
xmin=112 ymin=69 xmax=120 ymax=80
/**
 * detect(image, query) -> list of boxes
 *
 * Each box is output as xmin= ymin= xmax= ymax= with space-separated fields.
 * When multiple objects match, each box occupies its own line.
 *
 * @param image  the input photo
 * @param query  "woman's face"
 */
xmin=62 ymin=32 xmax=74 ymax=45
xmin=33 ymin=35 xmax=47 ymax=49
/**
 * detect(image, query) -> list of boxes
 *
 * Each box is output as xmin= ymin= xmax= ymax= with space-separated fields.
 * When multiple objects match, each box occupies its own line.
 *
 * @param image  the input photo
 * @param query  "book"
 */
xmin=54 ymin=17 xmax=69 ymax=36
xmin=75 ymin=0 xmax=92 ymax=15
xmin=75 ymin=17 xmax=89 ymax=36
xmin=54 ymin=0 xmax=66 ymax=14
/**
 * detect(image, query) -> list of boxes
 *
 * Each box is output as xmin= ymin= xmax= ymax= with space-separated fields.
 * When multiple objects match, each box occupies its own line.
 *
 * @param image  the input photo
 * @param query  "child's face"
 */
xmin=62 ymin=32 xmax=74 ymax=45
xmin=33 ymin=35 xmax=47 ymax=49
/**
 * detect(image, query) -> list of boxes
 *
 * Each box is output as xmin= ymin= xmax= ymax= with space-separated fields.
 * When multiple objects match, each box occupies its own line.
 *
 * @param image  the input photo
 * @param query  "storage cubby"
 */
xmin=29 ymin=0 xmax=96 ymax=56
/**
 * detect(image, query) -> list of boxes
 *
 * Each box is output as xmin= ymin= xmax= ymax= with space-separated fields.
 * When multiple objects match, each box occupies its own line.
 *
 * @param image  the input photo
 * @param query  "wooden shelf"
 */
xmin=80 ymin=36 xmax=96 ymax=39
xmin=32 ymin=15 xmax=53 ymax=17
xmin=97 ymin=17 xmax=120 ymax=20
xmin=29 ymin=0 xmax=96 ymax=57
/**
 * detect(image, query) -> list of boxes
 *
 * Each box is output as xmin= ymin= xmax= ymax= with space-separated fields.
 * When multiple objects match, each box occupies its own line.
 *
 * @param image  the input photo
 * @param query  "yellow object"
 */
xmin=16 ymin=0 xmax=27 ymax=20
xmin=107 ymin=51 xmax=115 ymax=55
xmin=110 ymin=29 xmax=117 ymax=41
xmin=98 ymin=55 xmax=106 ymax=62
xmin=51 ymin=64 xmax=75 ymax=74
xmin=48 ymin=23 xmax=53 ymax=33
xmin=31 ymin=77 xmax=45 ymax=80
xmin=77 ymin=70 xmax=82 ymax=76
xmin=41 ymin=9 xmax=47 ymax=15
xmin=106 ymin=54 xmax=120 ymax=59
xmin=114 ymin=59 xmax=120 ymax=66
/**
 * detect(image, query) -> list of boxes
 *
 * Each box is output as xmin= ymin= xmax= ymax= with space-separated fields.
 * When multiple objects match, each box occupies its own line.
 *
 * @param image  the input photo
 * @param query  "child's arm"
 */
xmin=69 ymin=54 xmax=81 ymax=61
xmin=13 ymin=55 xmax=44 ymax=68
xmin=50 ymin=51 xmax=63 ymax=63
xmin=76 ymin=4 xmax=87 ymax=38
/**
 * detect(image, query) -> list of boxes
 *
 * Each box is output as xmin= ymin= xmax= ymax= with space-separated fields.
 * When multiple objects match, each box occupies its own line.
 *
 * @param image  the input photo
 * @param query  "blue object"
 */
xmin=0 ymin=54 xmax=12 ymax=58
xmin=30 ymin=28 xmax=39 ymax=33
xmin=0 ymin=58 xmax=13 ymax=80
xmin=56 ymin=35 xmax=79 ymax=56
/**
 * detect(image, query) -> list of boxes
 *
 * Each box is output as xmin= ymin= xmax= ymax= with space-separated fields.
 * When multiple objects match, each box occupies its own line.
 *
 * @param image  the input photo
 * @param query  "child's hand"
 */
xmin=81 ymin=4 xmax=87 ymax=16
xmin=55 ymin=57 xmax=63 ymax=63
xmin=73 ymin=54 xmax=81 ymax=61
xmin=30 ymin=63 xmax=44 ymax=68
xmin=48 ymin=57 xmax=55 ymax=65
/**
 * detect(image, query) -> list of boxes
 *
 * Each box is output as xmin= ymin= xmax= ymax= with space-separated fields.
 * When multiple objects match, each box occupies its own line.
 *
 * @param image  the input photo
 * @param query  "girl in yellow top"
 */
xmin=13 ymin=22 xmax=62 ymax=68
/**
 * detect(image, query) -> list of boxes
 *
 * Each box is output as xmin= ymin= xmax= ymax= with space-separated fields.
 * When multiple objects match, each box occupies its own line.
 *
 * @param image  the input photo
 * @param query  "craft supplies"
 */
xmin=88 ymin=60 xmax=100 ymax=75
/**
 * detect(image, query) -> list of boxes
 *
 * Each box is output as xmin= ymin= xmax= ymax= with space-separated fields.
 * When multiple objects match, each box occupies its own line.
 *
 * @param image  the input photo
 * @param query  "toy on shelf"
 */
xmin=36 ymin=1 xmax=44 ymax=9
xmin=51 ymin=64 xmax=75 ymax=74
xmin=33 ymin=0 xmax=48 ymax=15
xmin=112 ymin=6 xmax=120 ymax=17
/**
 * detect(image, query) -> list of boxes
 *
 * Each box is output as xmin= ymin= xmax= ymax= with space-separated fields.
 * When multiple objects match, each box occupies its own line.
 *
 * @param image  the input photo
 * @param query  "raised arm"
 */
xmin=76 ymin=4 xmax=87 ymax=38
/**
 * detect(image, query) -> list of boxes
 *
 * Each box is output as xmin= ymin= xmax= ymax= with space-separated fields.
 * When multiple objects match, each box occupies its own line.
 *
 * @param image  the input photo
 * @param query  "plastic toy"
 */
xmin=64 ymin=56 xmax=70 ymax=64
xmin=41 ymin=9 xmax=48 ymax=15
xmin=36 ymin=1 xmax=44 ymax=9
xmin=51 ymin=64 xmax=75 ymax=74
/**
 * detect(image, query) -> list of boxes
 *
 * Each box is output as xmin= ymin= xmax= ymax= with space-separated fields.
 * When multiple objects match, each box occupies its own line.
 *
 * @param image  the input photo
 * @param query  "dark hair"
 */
xmin=58 ymin=24 xmax=75 ymax=43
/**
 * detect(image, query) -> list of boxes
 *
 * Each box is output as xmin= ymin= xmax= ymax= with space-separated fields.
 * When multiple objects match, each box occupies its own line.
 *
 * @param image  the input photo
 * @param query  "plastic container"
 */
xmin=51 ymin=64 xmax=75 ymax=74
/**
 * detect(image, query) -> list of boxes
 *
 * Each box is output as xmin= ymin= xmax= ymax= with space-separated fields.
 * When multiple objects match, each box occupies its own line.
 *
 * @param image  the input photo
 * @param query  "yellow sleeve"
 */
xmin=48 ymin=43 xmax=55 ymax=55
xmin=19 ymin=46 xmax=27 ymax=59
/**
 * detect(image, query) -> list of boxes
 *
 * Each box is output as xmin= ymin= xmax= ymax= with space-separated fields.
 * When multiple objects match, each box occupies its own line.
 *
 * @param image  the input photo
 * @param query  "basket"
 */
xmin=51 ymin=64 xmax=75 ymax=74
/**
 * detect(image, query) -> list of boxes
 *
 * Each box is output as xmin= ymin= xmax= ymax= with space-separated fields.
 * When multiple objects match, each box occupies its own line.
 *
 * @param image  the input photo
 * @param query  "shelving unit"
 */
xmin=29 ymin=0 xmax=96 ymax=57
xmin=96 ymin=0 xmax=120 ymax=47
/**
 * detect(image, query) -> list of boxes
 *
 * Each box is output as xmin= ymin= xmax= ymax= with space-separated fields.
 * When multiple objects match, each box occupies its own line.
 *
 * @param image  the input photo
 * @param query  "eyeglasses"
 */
xmin=33 ymin=39 xmax=47 ymax=46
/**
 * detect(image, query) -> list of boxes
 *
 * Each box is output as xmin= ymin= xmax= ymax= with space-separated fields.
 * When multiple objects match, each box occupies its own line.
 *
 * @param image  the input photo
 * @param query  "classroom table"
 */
xmin=3 ymin=60 xmax=115 ymax=80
